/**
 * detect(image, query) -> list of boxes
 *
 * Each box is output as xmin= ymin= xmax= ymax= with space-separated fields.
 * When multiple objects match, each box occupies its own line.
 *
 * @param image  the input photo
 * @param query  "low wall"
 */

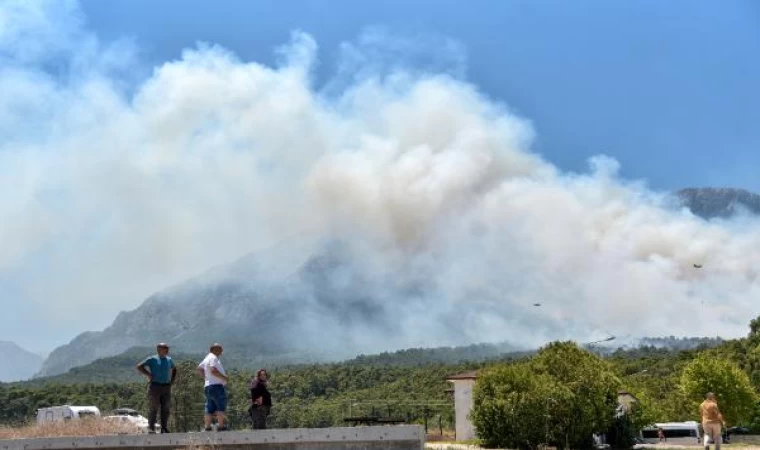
xmin=0 ymin=426 xmax=424 ymax=450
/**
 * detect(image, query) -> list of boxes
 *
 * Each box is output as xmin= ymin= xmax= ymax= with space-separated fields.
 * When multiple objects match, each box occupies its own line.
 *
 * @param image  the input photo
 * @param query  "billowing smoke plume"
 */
xmin=2 ymin=0 xmax=759 ymax=353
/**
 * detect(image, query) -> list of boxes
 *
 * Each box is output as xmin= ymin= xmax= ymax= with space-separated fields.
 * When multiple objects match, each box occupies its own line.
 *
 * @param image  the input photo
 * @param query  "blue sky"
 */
xmin=81 ymin=0 xmax=760 ymax=192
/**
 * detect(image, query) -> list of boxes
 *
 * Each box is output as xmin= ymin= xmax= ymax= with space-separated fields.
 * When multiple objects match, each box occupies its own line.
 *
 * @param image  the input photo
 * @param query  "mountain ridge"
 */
xmin=677 ymin=187 xmax=760 ymax=219
xmin=37 ymin=240 xmax=461 ymax=376
xmin=0 ymin=341 xmax=44 ymax=382
xmin=37 ymin=187 xmax=759 ymax=377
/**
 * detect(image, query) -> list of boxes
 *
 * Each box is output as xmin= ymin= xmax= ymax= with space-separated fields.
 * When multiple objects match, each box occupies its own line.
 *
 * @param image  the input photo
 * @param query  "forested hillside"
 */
xmin=3 ymin=324 xmax=760 ymax=433
xmin=25 ymin=342 xmax=525 ymax=385
xmin=0 ymin=359 xmax=487 ymax=431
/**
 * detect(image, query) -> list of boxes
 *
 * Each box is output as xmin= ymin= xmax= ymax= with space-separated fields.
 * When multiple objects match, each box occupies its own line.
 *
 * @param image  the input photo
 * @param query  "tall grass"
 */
xmin=0 ymin=419 xmax=138 ymax=439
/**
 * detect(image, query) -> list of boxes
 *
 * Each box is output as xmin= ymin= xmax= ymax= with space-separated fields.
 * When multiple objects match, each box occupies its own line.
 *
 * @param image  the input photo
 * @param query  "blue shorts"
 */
xmin=204 ymin=384 xmax=227 ymax=414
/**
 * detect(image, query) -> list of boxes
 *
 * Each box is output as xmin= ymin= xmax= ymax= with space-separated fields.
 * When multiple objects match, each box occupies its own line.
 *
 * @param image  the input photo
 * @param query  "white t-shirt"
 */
xmin=198 ymin=352 xmax=226 ymax=387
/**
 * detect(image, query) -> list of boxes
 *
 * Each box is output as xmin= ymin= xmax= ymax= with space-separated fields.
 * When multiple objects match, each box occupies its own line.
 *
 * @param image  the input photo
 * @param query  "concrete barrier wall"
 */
xmin=0 ymin=426 xmax=425 ymax=450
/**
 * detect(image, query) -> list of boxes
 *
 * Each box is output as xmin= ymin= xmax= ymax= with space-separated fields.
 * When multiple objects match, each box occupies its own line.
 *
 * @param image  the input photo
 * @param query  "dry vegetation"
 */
xmin=426 ymin=430 xmax=456 ymax=442
xmin=0 ymin=419 xmax=139 ymax=440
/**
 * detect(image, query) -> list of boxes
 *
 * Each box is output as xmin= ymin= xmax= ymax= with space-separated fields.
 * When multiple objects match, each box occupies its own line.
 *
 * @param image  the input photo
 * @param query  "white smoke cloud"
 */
xmin=1 ymin=0 xmax=759 ymax=354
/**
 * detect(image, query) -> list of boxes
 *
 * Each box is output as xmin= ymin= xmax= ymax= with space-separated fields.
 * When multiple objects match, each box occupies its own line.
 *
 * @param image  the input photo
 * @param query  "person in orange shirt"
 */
xmin=699 ymin=392 xmax=726 ymax=450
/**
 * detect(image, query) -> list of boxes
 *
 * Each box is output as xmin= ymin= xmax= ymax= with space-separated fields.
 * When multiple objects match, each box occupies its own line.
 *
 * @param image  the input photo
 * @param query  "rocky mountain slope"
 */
xmin=37 ymin=240 xmax=463 ymax=376
xmin=38 ymin=187 xmax=759 ymax=377
xmin=677 ymin=187 xmax=760 ymax=219
xmin=0 ymin=341 xmax=43 ymax=381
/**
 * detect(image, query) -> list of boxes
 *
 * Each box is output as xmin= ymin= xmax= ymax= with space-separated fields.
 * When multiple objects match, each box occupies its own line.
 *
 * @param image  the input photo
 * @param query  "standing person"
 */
xmin=197 ymin=343 xmax=229 ymax=431
xmin=136 ymin=343 xmax=177 ymax=434
xmin=249 ymin=369 xmax=272 ymax=429
xmin=700 ymin=392 xmax=726 ymax=450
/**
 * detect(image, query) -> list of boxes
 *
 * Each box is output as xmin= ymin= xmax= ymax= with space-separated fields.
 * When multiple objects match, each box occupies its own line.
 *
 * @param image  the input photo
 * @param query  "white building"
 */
xmin=446 ymin=370 xmax=478 ymax=441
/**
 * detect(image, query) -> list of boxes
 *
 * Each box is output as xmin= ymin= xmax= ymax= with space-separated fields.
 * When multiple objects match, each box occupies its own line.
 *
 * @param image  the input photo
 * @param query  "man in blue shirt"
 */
xmin=137 ymin=343 xmax=177 ymax=433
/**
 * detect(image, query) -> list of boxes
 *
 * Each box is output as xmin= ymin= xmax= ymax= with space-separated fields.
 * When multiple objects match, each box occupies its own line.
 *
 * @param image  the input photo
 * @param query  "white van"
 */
xmin=102 ymin=408 xmax=150 ymax=433
xmin=641 ymin=421 xmax=701 ymax=445
xmin=36 ymin=406 xmax=101 ymax=424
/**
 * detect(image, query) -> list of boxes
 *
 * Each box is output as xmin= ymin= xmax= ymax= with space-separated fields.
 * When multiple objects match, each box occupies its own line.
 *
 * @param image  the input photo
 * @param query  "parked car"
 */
xmin=640 ymin=421 xmax=701 ymax=445
xmin=103 ymin=408 xmax=150 ymax=433
xmin=36 ymin=406 xmax=101 ymax=424
xmin=722 ymin=426 xmax=751 ymax=443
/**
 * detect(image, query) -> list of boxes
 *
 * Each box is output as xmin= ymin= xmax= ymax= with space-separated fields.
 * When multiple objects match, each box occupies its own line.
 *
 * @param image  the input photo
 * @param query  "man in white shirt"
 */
xmin=197 ymin=342 xmax=229 ymax=431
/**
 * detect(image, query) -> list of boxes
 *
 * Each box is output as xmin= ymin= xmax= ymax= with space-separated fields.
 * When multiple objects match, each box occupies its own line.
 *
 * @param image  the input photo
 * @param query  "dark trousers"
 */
xmin=148 ymin=383 xmax=172 ymax=431
xmin=250 ymin=405 xmax=270 ymax=429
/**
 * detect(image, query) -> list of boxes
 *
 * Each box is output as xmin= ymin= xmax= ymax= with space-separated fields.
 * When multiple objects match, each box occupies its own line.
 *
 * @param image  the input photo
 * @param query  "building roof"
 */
xmin=617 ymin=390 xmax=638 ymax=400
xmin=446 ymin=370 xmax=478 ymax=380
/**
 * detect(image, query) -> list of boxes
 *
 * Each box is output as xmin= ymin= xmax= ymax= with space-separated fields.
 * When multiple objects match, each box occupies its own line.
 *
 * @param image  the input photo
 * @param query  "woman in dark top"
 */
xmin=249 ymin=369 xmax=272 ymax=429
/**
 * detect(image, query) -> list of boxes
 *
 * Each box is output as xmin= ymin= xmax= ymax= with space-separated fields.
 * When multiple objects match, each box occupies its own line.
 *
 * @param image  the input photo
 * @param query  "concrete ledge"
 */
xmin=0 ymin=425 xmax=425 ymax=450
